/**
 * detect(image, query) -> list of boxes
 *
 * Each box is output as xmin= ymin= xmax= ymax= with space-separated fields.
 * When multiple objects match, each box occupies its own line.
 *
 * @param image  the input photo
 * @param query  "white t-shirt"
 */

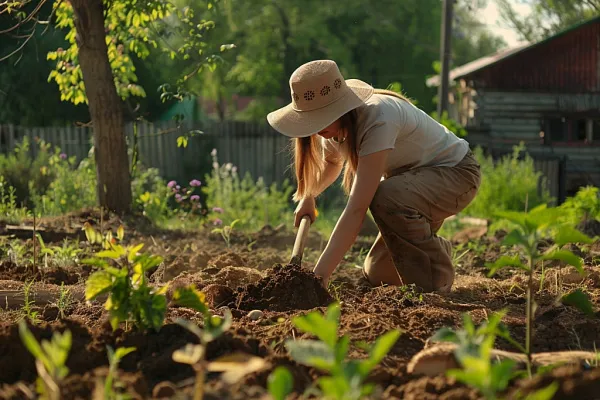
xmin=323 ymin=93 xmax=469 ymax=175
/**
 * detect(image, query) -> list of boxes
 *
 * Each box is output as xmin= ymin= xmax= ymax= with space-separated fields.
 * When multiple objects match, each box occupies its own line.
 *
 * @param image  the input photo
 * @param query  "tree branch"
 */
xmin=0 ymin=0 xmax=47 ymax=34
xmin=0 ymin=0 xmax=60 ymax=63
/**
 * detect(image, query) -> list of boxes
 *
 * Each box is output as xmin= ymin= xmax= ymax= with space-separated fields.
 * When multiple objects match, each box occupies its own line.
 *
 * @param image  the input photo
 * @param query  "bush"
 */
xmin=462 ymin=144 xmax=552 ymax=219
xmin=558 ymin=185 xmax=600 ymax=226
xmin=29 ymin=148 xmax=97 ymax=215
xmin=202 ymin=149 xmax=294 ymax=231
xmin=0 ymin=137 xmax=55 ymax=208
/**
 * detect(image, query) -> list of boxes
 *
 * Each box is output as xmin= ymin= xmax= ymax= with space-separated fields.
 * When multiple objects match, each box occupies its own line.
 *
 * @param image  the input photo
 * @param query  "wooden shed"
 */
xmin=427 ymin=16 xmax=600 ymax=203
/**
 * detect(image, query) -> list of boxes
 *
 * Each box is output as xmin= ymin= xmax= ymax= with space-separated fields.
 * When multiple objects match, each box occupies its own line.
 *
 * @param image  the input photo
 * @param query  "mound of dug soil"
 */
xmin=233 ymin=263 xmax=333 ymax=312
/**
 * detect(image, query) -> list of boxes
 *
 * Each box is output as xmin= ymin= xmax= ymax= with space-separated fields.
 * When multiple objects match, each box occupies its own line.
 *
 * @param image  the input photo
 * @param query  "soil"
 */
xmin=232 ymin=263 xmax=333 ymax=311
xmin=1 ymin=213 xmax=600 ymax=399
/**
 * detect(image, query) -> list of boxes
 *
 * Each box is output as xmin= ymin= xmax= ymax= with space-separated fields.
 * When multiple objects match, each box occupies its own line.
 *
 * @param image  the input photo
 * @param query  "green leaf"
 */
xmin=285 ymin=339 xmax=335 ymax=371
xmin=490 ymin=359 xmax=517 ymax=391
xmin=267 ymin=366 xmax=294 ymax=400
xmin=127 ymin=243 xmax=144 ymax=263
xmin=540 ymin=250 xmax=584 ymax=274
xmin=368 ymin=329 xmax=401 ymax=366
xmin=554 ymin=226 xmax=594 ymax=247
xmin=85 ymin=271 xmax=113 ymax=300
xmin=495 ymin=211 xmax=528 ymax=229
xmin=561 ymin=289 xmax=595 ymax=317
xmin=96 ymin=249 xmax=124 ymax=260
xmin=292 ymin=306 xmax=339 ymax=348
xmin=18 ymin=320 xmax=44 ymax=360
xmin=430 ymin=327 xmax=459 ymax=344
xmin=177 ymin=136 xmax=188 ymax=148
xmin=172 ymin=286 xmax=209 ymax=314
xmin=524 ymin=381 xmax=560 ymax=400
xmin=502 ymin=229 xmax=527 ymax=247
xmin=486 ymin=255 xmax=528 ymax=277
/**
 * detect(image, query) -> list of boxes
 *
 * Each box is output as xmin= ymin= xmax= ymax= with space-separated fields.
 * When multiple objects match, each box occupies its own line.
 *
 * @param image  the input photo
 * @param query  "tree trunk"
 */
xmin=69 ymin=0 xmax=132 ymax=214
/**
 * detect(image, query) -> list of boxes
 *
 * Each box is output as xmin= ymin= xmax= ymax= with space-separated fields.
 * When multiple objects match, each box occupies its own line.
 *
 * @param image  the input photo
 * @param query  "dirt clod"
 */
xmin=203 ymin=284 xmax=236 ymax=308
xmin=233 ymin=263 xmax=333 ymax=311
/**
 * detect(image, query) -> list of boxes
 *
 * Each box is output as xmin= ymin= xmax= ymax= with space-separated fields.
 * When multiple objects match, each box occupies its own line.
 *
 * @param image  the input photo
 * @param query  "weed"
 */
xmin=0 ymin=175 xmax=30 ymax=223
xmin=284 ymin=302 xmax=401 ymax=400
xmin=487 ymin=205 xmax=594 ymax=375
xmin=19 ymin=320 xmax=71 ymax=400
xmin=462 ymin=144 xmax=552 ymax=220
xmin=212 ymin=219 xmax=239 ymax=248
xmin=18 ymin=280 xmax=40 ymax=325
xmin=50 ymin=283 xmax=74 ymax=320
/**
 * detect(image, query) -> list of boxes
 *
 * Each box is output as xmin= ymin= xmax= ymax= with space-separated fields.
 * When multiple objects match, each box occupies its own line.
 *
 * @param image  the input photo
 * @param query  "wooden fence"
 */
xmin=0 ymin=121 xmax=570 ymax=203
xmin=0 ymin=121 xmax=294 ymax=186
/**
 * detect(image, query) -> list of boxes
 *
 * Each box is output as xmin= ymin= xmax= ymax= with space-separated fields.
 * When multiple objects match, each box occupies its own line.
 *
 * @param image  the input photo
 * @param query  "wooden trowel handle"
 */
xmin=291 ymin=215 xmax=311 ymax=264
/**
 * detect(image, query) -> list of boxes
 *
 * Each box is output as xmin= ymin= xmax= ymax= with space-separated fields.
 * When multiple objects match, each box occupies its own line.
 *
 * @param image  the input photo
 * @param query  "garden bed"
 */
xmin=0 ymin=211 xmax=599 ymax=399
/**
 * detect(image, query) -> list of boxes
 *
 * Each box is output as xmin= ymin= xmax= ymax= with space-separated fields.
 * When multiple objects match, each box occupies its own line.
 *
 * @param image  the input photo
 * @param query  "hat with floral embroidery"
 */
xmin=267 ymin=60 xmax=374 ymax=138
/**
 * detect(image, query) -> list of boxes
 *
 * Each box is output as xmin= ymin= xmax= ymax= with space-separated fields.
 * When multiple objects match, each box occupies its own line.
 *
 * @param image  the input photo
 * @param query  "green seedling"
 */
xmin=212 ymin=219 xmax=240 ymax=248
xmin=284 ymin=302 xmax=401 ymax=400
xmin=95 ymin=346 xmax=136 ymax=400
xmin=486 ymin=205 xmax=594 ymax=375
xmin=50 ymin=283 xmax=73 ymax=320
xmin=18 ymin=279 xmax=40 ymax=324
xmin=172 ymin=309 xmax=265 ymax=400
xmin=36 ymin=234 xmax=83 ymax=269
xmin=19 ymin=320 xmax=71 ymax=400
xmin=83 ymin=225 xmax=208 ymax=331
xmin=431 ymin=310 xmax=558 ymax=400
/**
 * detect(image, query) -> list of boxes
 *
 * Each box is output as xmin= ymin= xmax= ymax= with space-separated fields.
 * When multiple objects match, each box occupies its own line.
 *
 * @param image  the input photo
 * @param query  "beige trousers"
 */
xmin=363 ymin=150 xmax=481 ymax=293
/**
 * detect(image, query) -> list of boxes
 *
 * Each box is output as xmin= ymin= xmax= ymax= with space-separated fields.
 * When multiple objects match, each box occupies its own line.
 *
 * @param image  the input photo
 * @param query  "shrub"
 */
xmin=461 ymin=144 xmax=552 ymax=219
xmin=202 ymin=149 xmax=293 ymax=231
xmin=0 ymin=137 xmax=55 ymax=208
xmin=29 ymin=148 xmax=97 ymax=215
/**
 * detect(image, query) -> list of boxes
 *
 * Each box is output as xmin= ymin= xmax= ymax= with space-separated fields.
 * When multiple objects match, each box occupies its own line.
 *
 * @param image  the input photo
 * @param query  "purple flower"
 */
xmin=213 ymin=218 xmax=223 ymax=226
xmin=59 ymin=153 xmax=67 ymax=160
xmin=190 ymin=179 xmax=201 ymax=187
xmin=190 ymin=195 xmax=200 ymax=202
xmin=212 ymin=207 xmax=223 ymax=213
xmin=175 ymin=194 xmax=182 ymax=202
xmin=167 ymin=180 xmax=177 ymax=188
xmin=176 ymin=185 xmax=181 ymax=190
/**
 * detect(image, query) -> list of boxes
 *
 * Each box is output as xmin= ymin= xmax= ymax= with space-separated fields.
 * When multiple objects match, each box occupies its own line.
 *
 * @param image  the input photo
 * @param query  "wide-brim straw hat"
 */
xmin=267 ymin=60 xmax=374 ymax=138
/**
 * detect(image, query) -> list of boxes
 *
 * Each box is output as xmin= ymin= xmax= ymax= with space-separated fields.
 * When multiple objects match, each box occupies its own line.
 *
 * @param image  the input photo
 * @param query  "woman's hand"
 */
xmin=294 ymin=196 xmax=317 ymax=227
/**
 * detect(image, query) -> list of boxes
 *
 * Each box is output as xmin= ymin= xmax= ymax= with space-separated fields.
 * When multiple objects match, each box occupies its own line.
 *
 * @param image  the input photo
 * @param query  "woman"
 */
xmin=267 ymin=60 xmax=481 ymax=293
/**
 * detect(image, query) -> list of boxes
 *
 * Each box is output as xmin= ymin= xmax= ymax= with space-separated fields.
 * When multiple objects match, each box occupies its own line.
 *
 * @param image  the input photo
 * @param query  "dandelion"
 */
xmin=213 ymin=218 xmax=223 ymax=226
xmin=190 ymin=179 xmax=201 ymax=187
xmin=167 ymin=180 xmax=177 ymax=188
xmin=59 ymin=153 xmax=67 ymax=160
xmin=190 ymin=195 xmax=200 ymax=202
xmin=212 ymin=207 xmax=223 ymax=213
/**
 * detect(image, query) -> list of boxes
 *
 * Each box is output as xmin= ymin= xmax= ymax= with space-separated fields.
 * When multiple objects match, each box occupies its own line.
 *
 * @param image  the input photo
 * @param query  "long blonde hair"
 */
xmin=292 ymin=89 xmax=412 ymax=201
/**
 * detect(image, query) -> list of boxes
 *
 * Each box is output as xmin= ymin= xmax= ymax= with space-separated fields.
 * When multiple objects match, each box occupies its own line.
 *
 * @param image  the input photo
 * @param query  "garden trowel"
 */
xmin=290 ymin=215 xmax=311 ymax=266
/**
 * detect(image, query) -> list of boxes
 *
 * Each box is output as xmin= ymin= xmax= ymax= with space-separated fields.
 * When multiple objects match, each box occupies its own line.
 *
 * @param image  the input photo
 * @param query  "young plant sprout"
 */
xmin=487 ymin=205 xmax=594 ymax=376
xmin=19 ymin=321 xmax=72 ymax=400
